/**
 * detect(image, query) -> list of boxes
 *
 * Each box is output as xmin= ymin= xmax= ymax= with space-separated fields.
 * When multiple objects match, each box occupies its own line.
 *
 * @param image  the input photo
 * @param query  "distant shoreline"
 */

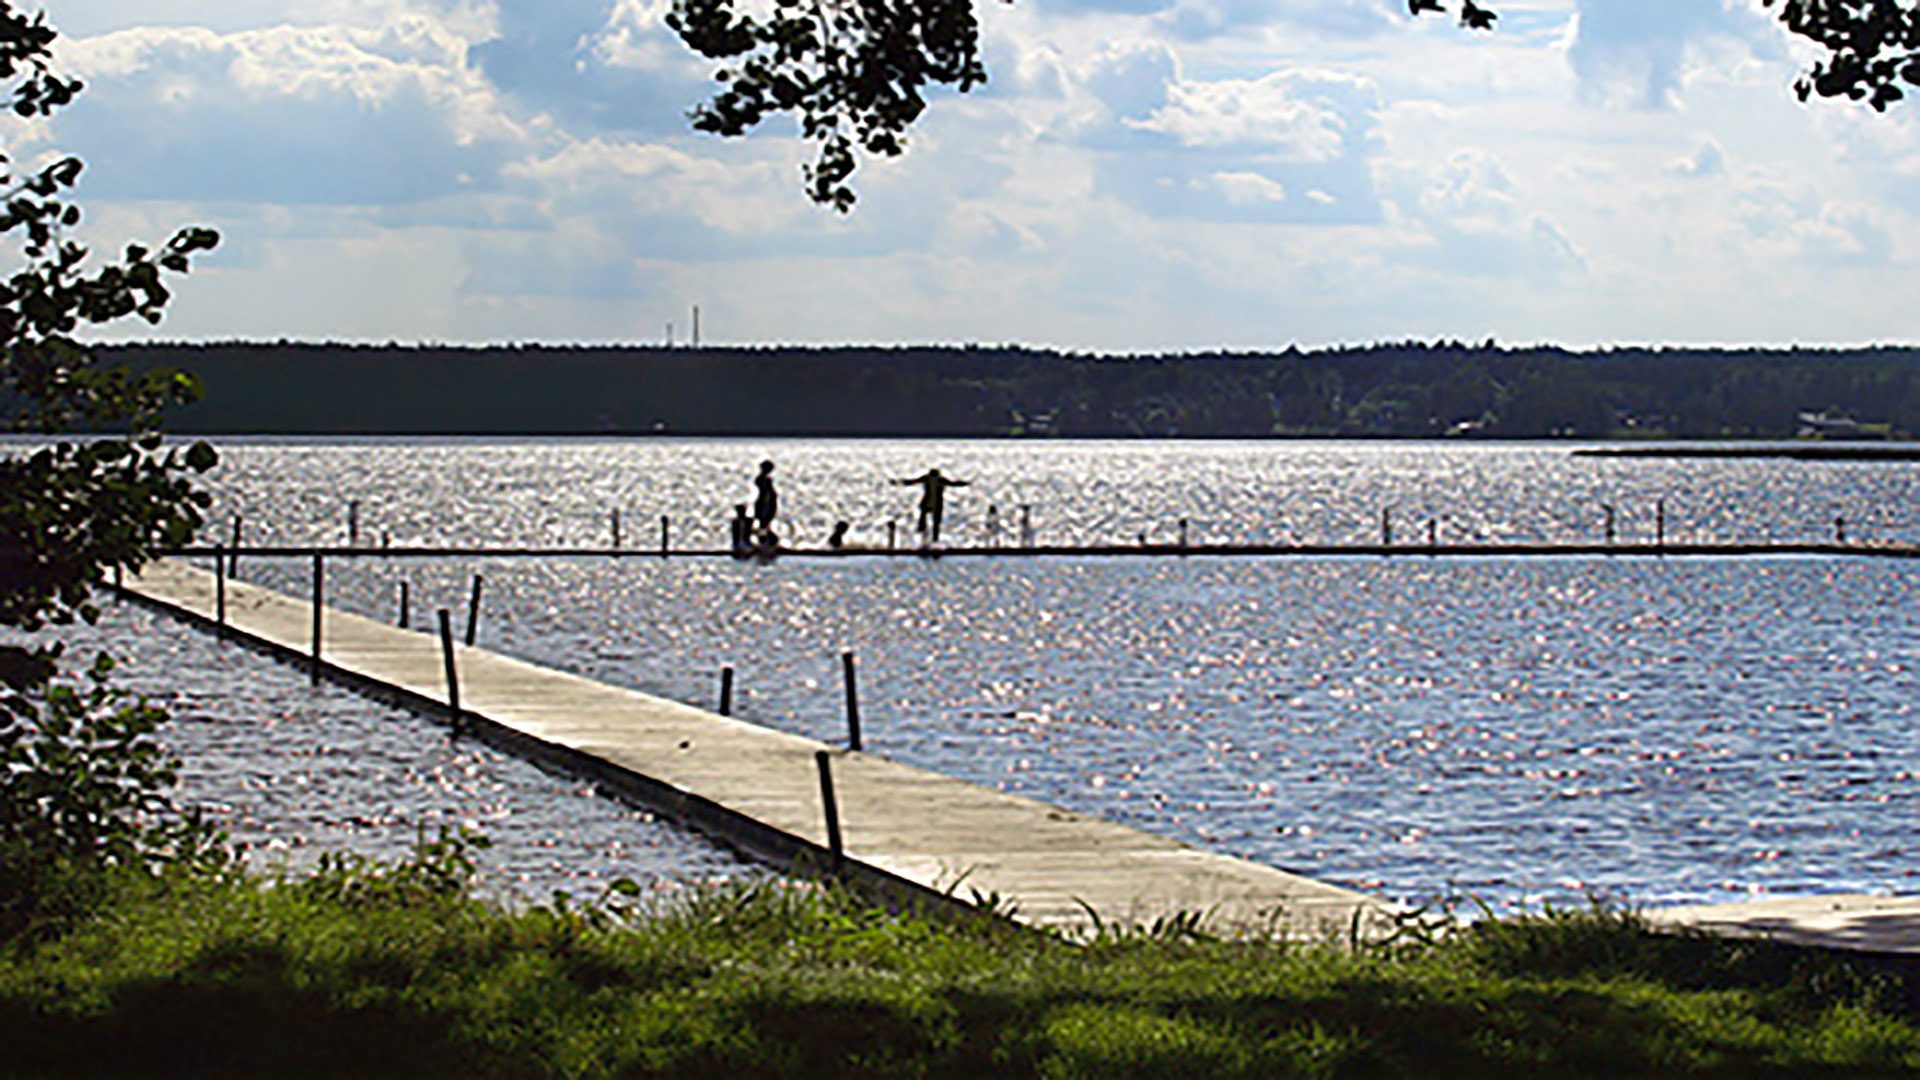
xmin=83 ymin=341 xmax=1920 ymax=440
xmin=1574 ymin=443 xmax=1920 ymax=461
xmin=1574 ymin=445 xmax=1920 ymax=462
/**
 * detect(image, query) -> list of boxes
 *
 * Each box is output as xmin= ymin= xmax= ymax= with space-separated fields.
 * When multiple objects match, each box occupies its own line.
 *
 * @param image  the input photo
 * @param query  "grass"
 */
xmin=4 ymin=840 xmax=1920 ymax=1077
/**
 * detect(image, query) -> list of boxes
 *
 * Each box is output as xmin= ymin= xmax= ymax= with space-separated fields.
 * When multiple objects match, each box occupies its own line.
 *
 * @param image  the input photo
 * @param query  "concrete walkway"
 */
xmin=120 ymin=557 xmax=1399 ymax=942
xmin=1646 ymin=895 xmax=1920 ymax=956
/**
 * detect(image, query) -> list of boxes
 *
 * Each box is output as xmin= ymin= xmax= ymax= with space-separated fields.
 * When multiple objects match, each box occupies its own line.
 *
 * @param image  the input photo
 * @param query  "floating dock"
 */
xmin=118 ymin=558 xmax=1398 ymax=941
xmin=158 ymin=539 xmax=1919 ymax=562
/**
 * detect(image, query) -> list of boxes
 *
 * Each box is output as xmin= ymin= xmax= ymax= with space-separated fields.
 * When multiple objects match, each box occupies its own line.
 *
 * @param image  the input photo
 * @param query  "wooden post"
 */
xmin=214 ymin=546 xmax=227 ymax=628
xmin=398 ymin=580 xmax=410 ymax=629
xmin=611 ymin=509 xmax=622 ymax=551
xmin=1020 ymin=505 xmax=1033 ymax=548
xmin=814 ymin=750 xmax=844 ymax=870
xmin=227 ymin=516 xmax=242 ymax=574
xmin=887 ymin=520 xmax=897 ymax=550
xmin=309 ymin=552 xmax=323 ymax=684
xmin=438 ymin=609 xmax=462 ymax=738
xmin=841 ymin=651 xmax=862 ymax=751
xmin=719 ymin=665 xmax=734 ymax=716
xmin=660 ymin=514 xmax=670 ymax=557
xmin=464 ymin=574 xmax=483 ymax=647
xmin=348 ymin=500 xmax=359 ymax=547
xmin=1381 ymin=507 xmax=1393 ymax=548
xmin=1655 ymin=499 xmax=1666 ymax=550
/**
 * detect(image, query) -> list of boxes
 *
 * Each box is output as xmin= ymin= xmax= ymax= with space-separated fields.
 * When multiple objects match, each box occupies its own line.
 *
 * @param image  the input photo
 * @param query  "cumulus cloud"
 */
xmin=1165 ymin=0 xmax=1398 ymax=42
xmin=1568 ymin=0 xmax=1778 ymax=108
xmin=1393 ymin=149 xmax=1586 ymax=277
xmin=1736 ymin=181 xmax=1896 ymax=265
xmin=1065 ymin=45 xmax=1385 ymax=223
xmin=57 ymin=20 xmax=527 ymax=205
xmin=1670 ymin=138 xmax=1725 ymax=178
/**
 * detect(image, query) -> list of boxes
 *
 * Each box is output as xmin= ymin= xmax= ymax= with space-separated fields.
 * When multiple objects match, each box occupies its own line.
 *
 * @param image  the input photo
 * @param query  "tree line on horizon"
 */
xmin=87 ymin=340 xmax=1920 ymax=439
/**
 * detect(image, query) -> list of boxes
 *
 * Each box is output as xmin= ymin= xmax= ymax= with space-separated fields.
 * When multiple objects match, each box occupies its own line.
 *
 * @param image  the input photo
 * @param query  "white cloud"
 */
xmin=52 ymin=0 xmax=1920 ymax=349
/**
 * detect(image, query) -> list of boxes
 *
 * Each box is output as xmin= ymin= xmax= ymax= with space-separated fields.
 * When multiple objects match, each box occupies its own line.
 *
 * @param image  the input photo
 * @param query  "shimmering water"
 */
xmin=40 ymin=438 xmax=1920 ymax=911
xmin=37 ymin=604 xmax=756 ymax=903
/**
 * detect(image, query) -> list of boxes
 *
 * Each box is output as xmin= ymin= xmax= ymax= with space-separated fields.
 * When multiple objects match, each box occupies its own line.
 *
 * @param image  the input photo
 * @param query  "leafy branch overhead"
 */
xmin=0 ymin=3 xmax=219 ymax=695
xmin=668 ymin=0 xmax=1920 ymax=210
xmin=668 ymin=0 xmax=986 ymax=211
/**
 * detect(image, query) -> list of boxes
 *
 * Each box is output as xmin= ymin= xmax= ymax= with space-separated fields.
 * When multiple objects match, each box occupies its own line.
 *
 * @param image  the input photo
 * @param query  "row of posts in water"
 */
xmin=203 ymin=548 xmax=868 ymax=868
xmin=206 ymin=550 xmax=865 ymax=745
xmin=220 ymin=498 xmax=1864 ymax=554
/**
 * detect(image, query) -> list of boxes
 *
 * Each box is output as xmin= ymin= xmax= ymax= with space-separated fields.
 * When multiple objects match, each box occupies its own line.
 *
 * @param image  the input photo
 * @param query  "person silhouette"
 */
xmin=891 ymin=468 xmax=970 ymax=545
xmin=828 ymin=521 xmax=850 ymax=549
xmin=752 ymin=460 xmax=778 ymax=539
xmin=729 ymin=503 xmax=753 ymax=558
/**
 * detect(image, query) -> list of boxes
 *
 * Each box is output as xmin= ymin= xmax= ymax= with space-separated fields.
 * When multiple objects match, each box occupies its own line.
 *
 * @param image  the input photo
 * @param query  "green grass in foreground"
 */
xmin=4 ymin=840 xmax=1920 ymax=1078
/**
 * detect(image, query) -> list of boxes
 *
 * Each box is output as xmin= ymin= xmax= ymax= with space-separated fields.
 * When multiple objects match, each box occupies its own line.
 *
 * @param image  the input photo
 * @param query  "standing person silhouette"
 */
xmin=752 ymin=460 xmax=778 ymax=541
xmin=892 ymin=468 xmax=970 ymax=545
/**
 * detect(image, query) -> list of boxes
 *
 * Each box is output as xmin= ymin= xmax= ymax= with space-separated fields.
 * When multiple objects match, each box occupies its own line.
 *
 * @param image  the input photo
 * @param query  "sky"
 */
xmin=37 ymin=0 xmax=1920 ymax=350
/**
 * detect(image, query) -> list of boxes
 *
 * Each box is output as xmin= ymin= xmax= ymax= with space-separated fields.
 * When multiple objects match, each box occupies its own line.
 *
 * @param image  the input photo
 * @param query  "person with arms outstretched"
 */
xmin=892 ymin=467 xmax=969 ymax=545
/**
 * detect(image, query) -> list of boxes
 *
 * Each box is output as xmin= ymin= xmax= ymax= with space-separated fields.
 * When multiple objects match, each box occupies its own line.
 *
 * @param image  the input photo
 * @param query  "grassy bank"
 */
xmin=4 ymin=840 xmax=1920 ymax=1077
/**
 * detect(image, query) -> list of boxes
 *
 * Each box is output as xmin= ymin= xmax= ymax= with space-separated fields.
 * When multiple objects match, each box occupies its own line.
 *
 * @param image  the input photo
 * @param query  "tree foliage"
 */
xmin=0 ymin=4 xmax=219 ymax=696
xmin=668 ymin=0 xmax=1920 ymax=209
xmin=0 ymin=4 xmax=221 ymax=933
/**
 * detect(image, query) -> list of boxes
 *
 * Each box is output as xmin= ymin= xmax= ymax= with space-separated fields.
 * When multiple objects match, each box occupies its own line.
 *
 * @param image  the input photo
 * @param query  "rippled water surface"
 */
xmin=36 ymin=605 xmax=756 ymax=903
xmin=42 ymin=438 xmax=1920 ymax=911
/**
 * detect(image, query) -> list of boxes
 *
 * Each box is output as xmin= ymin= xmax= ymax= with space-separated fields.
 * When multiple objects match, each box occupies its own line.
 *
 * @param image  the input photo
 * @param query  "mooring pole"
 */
xmin=398 ymin=580 xmax=410 ymax=629
xmin=1655 ymin=499 xmax=1666 ymax=551
xmin=660 ymin=515 xmax=670 ymax=558
xmin=1427 ymin=518 xmax=1437 ymax=555
xmin=814 ymin=750 xmax=845 ymax=870
xmin=718 ymin=665 xmax=734 ymax=716
xmin=348 ymin=500 xmax=359 ymax=547
xmin=1381 ymin=507 xmax=1393 ymax=549
xmin=464 ymin=574 xmax=483 ymax=646
xmin=214 ymin=546 xmax=227 ymax=629
xmin=309 ymin=552 xmax=323 ymax=684
xmin=228 ymin=516 xmax=243 ymax=574
xmin=612 ymin=509 xmax=622 ymax=551
xmin=841 ymin=651 xmax=862 ymax=751
xmin=438 ymin=608 xmax=462 ymax=738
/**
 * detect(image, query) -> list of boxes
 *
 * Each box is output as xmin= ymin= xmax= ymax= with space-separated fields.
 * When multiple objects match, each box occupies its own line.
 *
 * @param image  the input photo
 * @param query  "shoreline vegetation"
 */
xmin=91 ymin=340 xmax=1920 ymax=440
xmin=7 ymin=832 xmax=1920 ymax=1077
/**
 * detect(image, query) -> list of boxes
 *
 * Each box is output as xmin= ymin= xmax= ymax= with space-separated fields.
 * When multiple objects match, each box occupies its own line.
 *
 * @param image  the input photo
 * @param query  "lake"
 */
xmin=38 ymin=438 xmax=1920 ymax=911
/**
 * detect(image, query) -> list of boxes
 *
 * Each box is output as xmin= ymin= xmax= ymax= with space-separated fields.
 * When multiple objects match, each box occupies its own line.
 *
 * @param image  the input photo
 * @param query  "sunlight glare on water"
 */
xmin=59 ymin=438 xmax=1920 ymax=911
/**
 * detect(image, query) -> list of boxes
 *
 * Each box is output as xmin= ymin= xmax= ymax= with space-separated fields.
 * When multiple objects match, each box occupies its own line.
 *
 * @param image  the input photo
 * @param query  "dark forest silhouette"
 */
xmin=84 ymin=340 xmax=1920 ymax=439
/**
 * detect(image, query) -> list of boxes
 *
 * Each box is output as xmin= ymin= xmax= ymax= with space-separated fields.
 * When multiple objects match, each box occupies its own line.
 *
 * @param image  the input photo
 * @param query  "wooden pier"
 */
xmin=117 ymin=558 xmax=1399 ymax=941
xmin=159 ymin=539 xmax=1920 ymax=562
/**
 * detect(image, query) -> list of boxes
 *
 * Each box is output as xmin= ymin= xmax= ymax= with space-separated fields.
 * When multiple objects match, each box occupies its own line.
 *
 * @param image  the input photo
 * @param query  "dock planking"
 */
xmin=159 ymin=540 xmax=1920 ymax=562
xmin=118 ymin=557 xmax=1398 ymax=941
xmin=1645 ymin=895 xmax=1920 ymax=956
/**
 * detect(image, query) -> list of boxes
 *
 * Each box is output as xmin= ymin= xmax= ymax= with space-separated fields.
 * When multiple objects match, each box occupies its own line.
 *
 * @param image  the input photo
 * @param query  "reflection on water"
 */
xmin=34 ymin=604 xmax=755 ymax=905
xmin=32 ymin=438 xmax=1920 ymax=911
xmin=224 ymin=548 xmax=1920 ymax=913
xmin=194 ymin=437 xmax=1920 ymax=551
